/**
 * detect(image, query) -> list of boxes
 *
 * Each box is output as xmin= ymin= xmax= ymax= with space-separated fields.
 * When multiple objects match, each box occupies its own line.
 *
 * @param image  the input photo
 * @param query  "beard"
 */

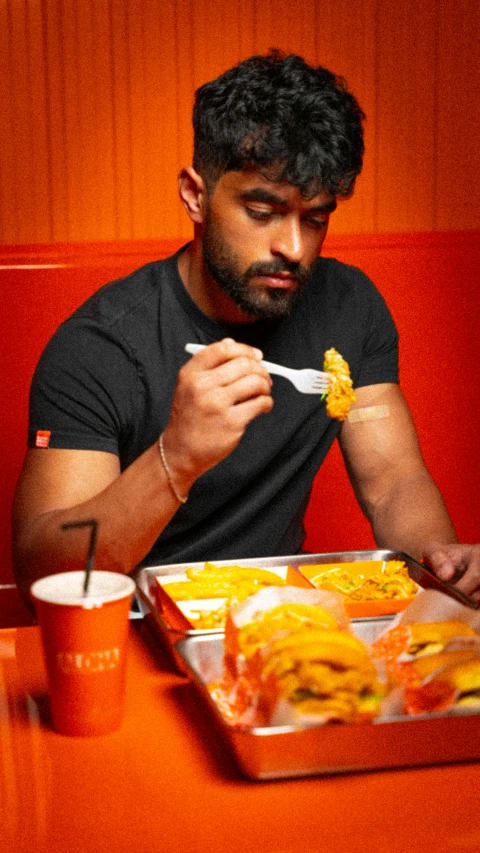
xmin=202 ymin=218 xmax=313 ymax=320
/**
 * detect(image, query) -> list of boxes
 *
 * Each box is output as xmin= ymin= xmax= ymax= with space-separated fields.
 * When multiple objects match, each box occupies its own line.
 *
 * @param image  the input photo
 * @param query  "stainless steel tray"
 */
xmin=134 ymin=550 xmax=410 ymax=669
xmin=176 ymin=632 xmax=480 ymax=779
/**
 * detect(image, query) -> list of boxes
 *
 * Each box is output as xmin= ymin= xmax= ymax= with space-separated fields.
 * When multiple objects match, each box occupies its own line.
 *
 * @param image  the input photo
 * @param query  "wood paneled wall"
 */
xmin=1 ymin=0 xmax=479 ymax=243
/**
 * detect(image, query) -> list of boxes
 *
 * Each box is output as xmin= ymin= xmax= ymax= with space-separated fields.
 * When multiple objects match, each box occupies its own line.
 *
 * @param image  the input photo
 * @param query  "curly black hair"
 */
xmin=193 ymin=49 xmax=365 ymax=199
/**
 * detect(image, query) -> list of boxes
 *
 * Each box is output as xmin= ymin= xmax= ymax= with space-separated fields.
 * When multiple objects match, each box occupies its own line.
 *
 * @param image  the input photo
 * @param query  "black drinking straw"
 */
xmin=61 ymin=519 xmax=98 ymax=596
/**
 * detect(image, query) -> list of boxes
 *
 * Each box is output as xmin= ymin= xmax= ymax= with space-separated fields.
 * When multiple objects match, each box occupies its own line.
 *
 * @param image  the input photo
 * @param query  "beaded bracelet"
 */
xmin=158 ymin=433 xmax=188 ymax=504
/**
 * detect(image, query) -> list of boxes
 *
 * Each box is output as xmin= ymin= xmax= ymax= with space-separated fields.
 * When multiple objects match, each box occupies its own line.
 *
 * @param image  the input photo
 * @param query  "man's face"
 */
xmin=201 ymin=169 xmax=337 ymax=321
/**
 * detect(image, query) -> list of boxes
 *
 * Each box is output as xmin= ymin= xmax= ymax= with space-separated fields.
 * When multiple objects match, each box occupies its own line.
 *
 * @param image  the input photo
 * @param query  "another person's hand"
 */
xmin=162 ymin=338 xmax=273 ymax=491
xmin=423 ymin=543 xmax=480 ymax=600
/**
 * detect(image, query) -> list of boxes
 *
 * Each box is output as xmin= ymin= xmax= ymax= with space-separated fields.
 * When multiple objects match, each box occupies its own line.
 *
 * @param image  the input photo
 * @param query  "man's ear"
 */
xmin=178 ymin=167 xmax=208 ymax=224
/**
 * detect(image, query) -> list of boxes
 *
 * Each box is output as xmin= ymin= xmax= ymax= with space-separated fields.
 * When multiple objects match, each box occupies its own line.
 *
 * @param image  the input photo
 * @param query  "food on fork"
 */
xmin=323 ymin=347 xmax=356 ymax=421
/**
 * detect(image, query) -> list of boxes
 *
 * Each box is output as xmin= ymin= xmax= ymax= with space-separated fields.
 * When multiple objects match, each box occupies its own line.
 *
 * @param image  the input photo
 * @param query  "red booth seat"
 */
xmin=1 ymin=233 xmax=479 ymax=589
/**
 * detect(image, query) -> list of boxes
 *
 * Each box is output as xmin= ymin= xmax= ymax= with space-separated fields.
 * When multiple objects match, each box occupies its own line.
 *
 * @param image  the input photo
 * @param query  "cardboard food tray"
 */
xmin=176 ymin=632 xmax=480 ymax=780
xmin=298 ymin=559 xmax=417 ymax=618
xmin=135 ymin=557 xmax=313 ymax=669
xmin=134 ymin=550 xmax=416 ymax=670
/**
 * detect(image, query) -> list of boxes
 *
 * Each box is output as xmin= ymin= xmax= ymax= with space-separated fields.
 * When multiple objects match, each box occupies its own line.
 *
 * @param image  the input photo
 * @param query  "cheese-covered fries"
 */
xmin=161 ymin=562 xmax=286 ymax=603
xmin=309 ymin=560 xmax=418 ymax=603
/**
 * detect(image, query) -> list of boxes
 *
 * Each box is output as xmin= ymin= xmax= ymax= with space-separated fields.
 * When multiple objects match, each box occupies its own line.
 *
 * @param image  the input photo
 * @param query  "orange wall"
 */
xmin=1 ymin=0 xmax=479 ymax=243
xmin=1 ymin=2 xmax=479 ymax=583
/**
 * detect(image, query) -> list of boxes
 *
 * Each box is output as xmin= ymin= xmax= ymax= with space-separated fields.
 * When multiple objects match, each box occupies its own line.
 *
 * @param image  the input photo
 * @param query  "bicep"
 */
xmin=13 ymin=448 xmax=121 ymax=527
xmin=338 ymin=383 xmax=426 ymax=508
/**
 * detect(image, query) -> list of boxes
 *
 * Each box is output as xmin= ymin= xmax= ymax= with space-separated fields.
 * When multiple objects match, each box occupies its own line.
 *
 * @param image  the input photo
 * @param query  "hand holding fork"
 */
xmin=185 ymin=343 xmax=331 ymax=395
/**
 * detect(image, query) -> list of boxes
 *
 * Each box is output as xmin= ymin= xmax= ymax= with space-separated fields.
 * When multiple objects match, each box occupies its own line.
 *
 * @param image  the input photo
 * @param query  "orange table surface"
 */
xmin=1 ymin=624 xmax=480 ymax=853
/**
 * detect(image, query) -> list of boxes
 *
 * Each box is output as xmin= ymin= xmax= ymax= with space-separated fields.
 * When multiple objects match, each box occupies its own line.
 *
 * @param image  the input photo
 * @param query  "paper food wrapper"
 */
xmin=227 ymin=585 xmax=349 ymax=631
xmin=372 ymin=589 xmax=480 ymax=718
xmin=224 ymin=584 xmax=349 ymax=687
xmin=381 ymin=588 xmax=480 ymax=635
xmin=221 ymin=586 xmax=385 ymax=729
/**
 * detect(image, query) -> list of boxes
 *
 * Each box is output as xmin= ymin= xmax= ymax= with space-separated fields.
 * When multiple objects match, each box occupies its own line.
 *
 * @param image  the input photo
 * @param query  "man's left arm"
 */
xmin=338 ymin=382 xmax=459 ymax=562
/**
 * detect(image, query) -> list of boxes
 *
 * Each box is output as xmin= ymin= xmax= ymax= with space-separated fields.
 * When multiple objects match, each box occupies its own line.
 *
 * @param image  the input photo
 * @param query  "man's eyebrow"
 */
xmin=240 ymin=188 xmax=289 ymax=207
xmin=308 ymin=199 xmax=338 ymax=215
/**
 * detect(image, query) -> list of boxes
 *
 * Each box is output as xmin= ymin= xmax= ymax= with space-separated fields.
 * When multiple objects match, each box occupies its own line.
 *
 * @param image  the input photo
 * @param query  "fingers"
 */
xmin=423 ymin=543 xmax=480 ymax=598
xmin=187 ymin=337 xmax=264 ymax=369
xmin=184 ymin=338 xmax=270 ymax=392
xmin=163 ymin=338 xmax=274 ymax=487
xmin=453 ymin=550 xmax=480 ymax=598
xmin=192 ymin=363 xmax=272 ymax=406
xmin=181 ymin=337 xmax=272 ymax=409
xmin=423 ymin=544 xmax=459 ymax=581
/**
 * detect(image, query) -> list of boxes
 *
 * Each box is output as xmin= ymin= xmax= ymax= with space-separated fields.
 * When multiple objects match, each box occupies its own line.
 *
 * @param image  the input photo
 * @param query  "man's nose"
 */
xmin=270 ymin=216 xmax=304 ymax=264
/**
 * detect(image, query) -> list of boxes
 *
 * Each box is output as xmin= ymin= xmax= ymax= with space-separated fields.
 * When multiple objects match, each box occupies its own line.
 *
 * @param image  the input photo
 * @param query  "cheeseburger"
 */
xmin=256 ymin=629 xmax=384 ymax=726
xmin=372 ymin=620 xmax=480 ymax=687
xmin=224 ymin=585 xmax=348 ymax=680
xmin=404 ymin=654 xmax=480 ymax=715
xmin=220 ymin=586 xmax=384 ymax=727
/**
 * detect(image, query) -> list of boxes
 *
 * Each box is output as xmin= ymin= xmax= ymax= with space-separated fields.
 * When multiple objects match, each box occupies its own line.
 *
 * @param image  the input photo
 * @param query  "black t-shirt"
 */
xmin=28 ymin=246 xmax=399 ymax=565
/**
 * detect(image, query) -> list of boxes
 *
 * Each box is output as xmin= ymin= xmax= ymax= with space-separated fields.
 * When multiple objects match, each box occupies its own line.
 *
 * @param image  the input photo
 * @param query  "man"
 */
xmin=12 ymin=50 xmax=480 ymax=601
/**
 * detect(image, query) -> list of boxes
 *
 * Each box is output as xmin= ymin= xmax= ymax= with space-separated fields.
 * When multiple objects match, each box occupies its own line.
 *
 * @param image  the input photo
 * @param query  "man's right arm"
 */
xmin=12 ymin=339 xmax=273 ymax=603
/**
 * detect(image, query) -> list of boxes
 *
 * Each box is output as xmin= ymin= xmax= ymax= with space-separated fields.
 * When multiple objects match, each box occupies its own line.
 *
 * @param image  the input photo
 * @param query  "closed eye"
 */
xmin=245 ymin=207 xmax=275 ymax=221
xmin=305 ymin=216 xmax=329 ymax=229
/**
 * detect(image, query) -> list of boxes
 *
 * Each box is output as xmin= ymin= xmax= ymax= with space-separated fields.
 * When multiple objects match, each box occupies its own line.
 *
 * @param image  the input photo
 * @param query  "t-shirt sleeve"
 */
xmin=353 ymin=271 xmax=399 ymax=388
xmin=28 ymin=318 xmax=139 ymax=453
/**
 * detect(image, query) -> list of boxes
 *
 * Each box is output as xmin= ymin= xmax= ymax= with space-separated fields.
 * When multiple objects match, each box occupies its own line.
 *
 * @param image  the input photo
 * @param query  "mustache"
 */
xmin=246 ymin=259 xmax=311 ymax=284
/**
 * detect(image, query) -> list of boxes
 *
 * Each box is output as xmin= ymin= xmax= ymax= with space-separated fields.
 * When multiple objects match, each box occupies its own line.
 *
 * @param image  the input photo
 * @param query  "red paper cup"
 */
xmin=31 ymin=571 xmax=136 ymax=736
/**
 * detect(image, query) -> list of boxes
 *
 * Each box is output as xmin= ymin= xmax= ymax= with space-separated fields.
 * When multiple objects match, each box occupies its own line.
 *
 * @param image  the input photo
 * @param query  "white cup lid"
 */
xmin=30 ymin=571 xmax=136 ymax=608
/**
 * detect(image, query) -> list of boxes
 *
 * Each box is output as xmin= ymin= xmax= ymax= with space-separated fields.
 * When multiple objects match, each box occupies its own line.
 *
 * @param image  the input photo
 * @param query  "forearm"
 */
xmin=14 ymin=340 xmax=274 ymax=604
xmin=12 ymin=441 xmax=191 ymax=602
xmin=339 ymin=384 xmax=458 ymax=560
xmin=365 ymin=471 xmax=458 ymax=560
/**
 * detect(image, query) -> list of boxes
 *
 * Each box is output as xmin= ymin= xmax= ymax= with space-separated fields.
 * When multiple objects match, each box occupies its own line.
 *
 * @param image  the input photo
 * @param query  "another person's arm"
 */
xmin=12 ymin=339 xmax=273 ymax=601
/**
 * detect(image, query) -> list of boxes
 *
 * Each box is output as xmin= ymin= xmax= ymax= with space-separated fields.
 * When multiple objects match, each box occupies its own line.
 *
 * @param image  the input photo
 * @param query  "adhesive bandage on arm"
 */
xmin=347 ymin=404 xmax=390 ymax=423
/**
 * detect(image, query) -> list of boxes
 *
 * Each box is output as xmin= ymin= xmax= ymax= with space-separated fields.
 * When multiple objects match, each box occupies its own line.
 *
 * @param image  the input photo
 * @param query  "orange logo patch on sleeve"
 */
xmin=35 ymin=430 xmax=51 ymax=448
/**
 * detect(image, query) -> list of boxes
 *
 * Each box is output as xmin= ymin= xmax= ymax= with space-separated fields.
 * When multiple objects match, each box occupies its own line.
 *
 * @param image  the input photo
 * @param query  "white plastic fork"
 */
xmin=184 ymin=343 xmax=331 ymax=395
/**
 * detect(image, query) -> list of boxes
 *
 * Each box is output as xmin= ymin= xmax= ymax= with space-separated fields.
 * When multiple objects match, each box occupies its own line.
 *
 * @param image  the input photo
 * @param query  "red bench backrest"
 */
xmin=2 ymin=234 xmax=479 ymax=583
